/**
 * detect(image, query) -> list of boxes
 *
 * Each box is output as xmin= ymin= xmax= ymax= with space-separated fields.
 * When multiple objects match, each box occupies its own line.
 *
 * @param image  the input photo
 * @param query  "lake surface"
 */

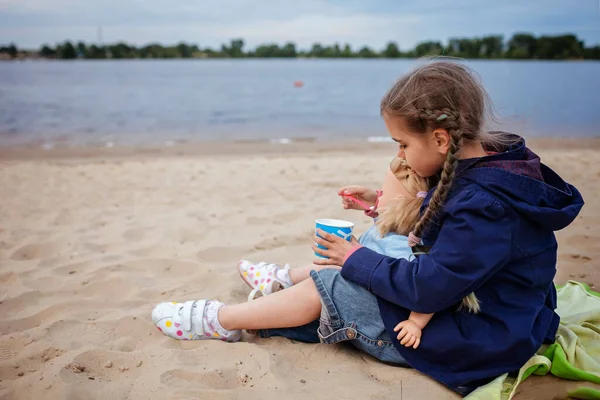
xmin=0 ymin=59 xmax=598 ymax=147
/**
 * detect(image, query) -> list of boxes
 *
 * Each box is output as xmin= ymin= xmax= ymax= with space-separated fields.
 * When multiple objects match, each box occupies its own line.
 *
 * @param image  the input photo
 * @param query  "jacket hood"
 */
xmin=459 ymin=135 xmax=584 ymax=231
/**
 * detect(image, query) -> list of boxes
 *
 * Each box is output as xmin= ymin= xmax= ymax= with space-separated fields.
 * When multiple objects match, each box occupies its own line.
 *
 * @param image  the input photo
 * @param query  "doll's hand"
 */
xmin=394 ymin=320 xmax=422 ymax=349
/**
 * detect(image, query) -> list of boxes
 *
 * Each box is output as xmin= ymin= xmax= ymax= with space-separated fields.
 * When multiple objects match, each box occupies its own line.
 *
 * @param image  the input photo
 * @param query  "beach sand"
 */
xmin=0 ymin=140 xmax=598 ymax=399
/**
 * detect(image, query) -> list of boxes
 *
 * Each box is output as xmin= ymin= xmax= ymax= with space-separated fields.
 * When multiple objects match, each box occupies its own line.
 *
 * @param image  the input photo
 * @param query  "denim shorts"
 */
xmin=257 ymin=268 xmax=410 ymax=367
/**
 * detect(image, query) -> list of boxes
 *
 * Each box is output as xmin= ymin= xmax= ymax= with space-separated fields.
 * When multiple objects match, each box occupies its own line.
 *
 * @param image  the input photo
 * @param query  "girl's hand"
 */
xmin=312 ymin=230 xmax=360 ymax=266
xmin=338 ymin=186 xmax=378 ymax=211
xmin=394 ymin=320 xmax=422 ymax=349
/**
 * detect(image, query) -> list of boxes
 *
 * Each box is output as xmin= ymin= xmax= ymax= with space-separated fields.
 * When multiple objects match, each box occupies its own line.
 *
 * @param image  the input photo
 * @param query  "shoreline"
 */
xmin=2 ymin=137 xmax=600 ymax=161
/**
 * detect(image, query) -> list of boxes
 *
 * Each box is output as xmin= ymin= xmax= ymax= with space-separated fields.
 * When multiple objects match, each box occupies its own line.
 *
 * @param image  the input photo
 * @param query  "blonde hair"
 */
xmin=377 ymin=157 xmax=430 ymax=237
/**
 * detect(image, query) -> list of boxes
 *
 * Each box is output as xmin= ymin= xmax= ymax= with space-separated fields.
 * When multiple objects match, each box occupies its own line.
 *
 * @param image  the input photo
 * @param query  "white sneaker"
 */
xmin=151 ymin=300 xmax=241 ymax=342
xmin=237 ymin=260 xmax=292 ymax=301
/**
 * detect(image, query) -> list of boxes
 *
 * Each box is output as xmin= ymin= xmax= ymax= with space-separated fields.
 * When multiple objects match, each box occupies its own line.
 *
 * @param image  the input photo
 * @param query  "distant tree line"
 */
xmin=2 ymin=33 xmax=599 ymax=60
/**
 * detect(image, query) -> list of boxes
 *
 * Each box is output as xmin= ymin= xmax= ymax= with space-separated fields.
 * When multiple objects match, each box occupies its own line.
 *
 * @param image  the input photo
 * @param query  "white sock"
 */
xmin=192 ymin=300 xmax=235 ymax=338
xmin=275 ymin=268 xmax=293 ymax=287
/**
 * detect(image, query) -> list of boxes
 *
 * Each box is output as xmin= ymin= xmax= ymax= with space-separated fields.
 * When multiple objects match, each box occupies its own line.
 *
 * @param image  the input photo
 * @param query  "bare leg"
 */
xmin=289 ymin=264 xmax=341 ymax=284
xmin=219 ymin=278 xmax=322 ymax=330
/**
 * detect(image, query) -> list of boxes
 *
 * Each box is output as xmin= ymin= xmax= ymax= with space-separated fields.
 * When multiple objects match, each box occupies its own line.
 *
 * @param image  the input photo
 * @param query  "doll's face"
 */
xmin=379 ymin=169 xmax=412 ymax=209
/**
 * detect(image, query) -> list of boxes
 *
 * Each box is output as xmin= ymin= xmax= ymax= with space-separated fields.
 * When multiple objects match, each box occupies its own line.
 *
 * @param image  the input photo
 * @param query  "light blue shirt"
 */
xmin=358 ymin=223 xmax=415 ymax=261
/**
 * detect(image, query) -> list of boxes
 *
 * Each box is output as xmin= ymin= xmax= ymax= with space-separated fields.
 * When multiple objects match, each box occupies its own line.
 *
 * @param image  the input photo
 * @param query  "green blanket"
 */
xmin=465 ymin=281 xmax=600 ymax=400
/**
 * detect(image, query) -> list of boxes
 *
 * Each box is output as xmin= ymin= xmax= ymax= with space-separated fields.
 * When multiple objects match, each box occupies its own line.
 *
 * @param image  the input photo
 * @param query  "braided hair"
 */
xmin=380 ymin=60 xmax=491 ymax=240
xmin=378 ymin=60 xmax=516 ymax=314
xmin=412 ymin=108 xmax=463 ymax=239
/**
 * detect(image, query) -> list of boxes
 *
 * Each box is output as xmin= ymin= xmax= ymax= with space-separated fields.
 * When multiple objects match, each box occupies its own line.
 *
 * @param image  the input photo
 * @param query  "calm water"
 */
xmin=0 ymin=59 xmax=598 ymax=147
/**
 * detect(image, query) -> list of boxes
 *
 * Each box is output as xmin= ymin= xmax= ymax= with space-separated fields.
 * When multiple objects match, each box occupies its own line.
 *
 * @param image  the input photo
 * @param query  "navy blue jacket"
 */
xmin=341 ymin=137 xmax=584 ymax=394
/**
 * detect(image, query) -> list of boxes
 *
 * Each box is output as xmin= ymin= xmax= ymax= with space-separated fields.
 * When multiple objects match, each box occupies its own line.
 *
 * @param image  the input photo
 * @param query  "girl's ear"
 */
xmin=432 ymin=128 xmax=450 ymax=155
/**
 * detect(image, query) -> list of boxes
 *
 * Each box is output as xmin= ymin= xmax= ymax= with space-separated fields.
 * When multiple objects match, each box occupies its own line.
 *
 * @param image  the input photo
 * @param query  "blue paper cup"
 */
xmin=315 ymin=218 xmax=355 ymax=258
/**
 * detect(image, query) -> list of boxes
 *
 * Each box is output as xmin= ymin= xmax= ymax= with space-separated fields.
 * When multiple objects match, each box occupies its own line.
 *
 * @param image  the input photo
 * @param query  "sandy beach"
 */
xmin=0 ymin=139 xmax=598 ymax=399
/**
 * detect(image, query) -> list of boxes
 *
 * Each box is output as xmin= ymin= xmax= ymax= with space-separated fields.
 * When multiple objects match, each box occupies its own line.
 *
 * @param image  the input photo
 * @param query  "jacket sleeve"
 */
xmin=340 ymin=190 xmax=512 ymax=313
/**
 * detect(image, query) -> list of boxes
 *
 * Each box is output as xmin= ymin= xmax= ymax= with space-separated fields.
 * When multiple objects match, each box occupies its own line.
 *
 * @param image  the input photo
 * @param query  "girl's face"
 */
xmin=383 ymin=115 xmax=450 ymax=178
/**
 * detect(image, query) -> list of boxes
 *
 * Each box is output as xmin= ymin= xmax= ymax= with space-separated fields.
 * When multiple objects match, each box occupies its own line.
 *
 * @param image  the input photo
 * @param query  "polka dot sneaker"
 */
xmin=237 ymin=260 xmax=293 ymax=301
xmin=152 ymin=300 xmax=241 ymax=342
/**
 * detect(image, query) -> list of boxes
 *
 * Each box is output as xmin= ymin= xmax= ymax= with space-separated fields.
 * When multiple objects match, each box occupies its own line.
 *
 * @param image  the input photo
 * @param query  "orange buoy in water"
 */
xmin=293 ymin=81 xmax=304 ymax=88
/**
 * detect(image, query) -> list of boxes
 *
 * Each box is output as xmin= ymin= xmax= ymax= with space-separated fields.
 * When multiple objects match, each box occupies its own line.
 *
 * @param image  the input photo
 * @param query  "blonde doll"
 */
xmin=238 ymin=158 xmax=480 ymax=348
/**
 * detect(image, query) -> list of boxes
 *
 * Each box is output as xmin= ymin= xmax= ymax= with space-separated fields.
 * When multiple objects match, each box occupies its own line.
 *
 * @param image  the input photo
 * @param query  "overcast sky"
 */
xmin=1 ymin=0 xmax=599 ymax=50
